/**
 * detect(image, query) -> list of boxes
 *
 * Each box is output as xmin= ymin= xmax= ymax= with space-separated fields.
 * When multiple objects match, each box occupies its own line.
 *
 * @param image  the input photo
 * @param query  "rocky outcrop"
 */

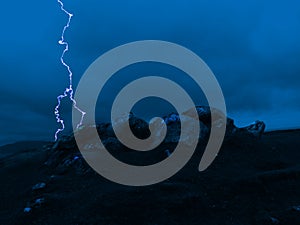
xmin=45 ymin=106 xmax=266 ymax=174
xmin=58 ymin=106 xmax=264 ymax=150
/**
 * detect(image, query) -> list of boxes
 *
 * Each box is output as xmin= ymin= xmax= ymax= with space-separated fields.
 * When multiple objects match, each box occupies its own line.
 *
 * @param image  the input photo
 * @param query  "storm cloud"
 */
xmin=0 ymin=0 xmax=299 ymax=145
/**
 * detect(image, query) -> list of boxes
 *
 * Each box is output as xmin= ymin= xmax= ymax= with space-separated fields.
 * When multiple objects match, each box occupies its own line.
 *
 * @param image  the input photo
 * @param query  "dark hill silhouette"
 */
xmin=0 ymin=110 xmax=300 ymax=225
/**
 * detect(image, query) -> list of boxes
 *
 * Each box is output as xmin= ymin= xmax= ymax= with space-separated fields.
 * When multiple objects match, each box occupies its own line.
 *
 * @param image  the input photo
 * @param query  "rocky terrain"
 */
xmin=1 ymin=106 xmax=300 ymax=225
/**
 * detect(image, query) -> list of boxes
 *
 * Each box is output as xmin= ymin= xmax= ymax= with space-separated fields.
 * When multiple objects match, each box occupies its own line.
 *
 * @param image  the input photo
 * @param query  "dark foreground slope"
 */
xmin=0 ymin=129 xmax=300 ymax=225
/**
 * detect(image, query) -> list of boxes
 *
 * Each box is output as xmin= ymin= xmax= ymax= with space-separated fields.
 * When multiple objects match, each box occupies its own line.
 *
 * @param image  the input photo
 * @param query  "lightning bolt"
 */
xmin=54 ymin=0 xmax=86 ymax=141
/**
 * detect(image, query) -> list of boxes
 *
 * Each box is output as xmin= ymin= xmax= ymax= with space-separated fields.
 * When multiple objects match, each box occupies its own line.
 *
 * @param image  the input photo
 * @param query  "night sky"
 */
xmin=0 ymin=0 xmax=299 ymax=146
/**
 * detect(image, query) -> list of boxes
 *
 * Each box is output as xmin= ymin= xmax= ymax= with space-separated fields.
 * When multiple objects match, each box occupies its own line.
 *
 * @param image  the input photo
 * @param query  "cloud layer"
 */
xmin=0 ymin=0 xmax=299 ymax=145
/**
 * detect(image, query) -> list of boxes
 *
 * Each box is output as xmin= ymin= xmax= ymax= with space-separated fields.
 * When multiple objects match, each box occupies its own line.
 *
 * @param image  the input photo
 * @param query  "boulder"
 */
xmin=183 ymin=106 xmax=238 ymax=136
xmin=240 ymin=120 xmax=266 ymax=138
xmin=162 ymin=113 xmax=209 ymax=144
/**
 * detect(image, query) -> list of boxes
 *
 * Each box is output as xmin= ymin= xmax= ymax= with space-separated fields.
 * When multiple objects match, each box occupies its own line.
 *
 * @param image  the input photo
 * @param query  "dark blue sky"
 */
xmin=0 ymin=0 xmax=299 ymax=145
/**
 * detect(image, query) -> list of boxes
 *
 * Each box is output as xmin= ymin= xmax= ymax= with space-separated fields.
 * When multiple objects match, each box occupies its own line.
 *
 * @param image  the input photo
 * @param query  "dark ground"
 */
xmin=1 ymin=130 xmax=300 ymax=225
